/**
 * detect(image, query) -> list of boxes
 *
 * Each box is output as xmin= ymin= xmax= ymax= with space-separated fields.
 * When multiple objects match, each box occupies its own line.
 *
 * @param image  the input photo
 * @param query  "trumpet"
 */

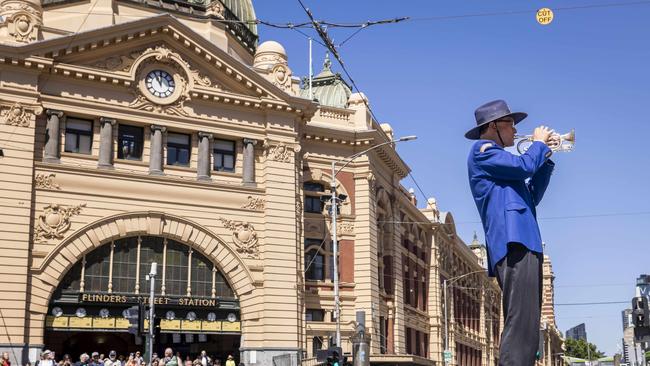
xmin=515 ymin=129 xmax=575 ymax=154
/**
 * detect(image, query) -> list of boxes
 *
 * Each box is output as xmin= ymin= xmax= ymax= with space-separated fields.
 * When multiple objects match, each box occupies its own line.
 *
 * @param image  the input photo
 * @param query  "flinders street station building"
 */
xmin=0 ymin=0 xmax=518 ymax=365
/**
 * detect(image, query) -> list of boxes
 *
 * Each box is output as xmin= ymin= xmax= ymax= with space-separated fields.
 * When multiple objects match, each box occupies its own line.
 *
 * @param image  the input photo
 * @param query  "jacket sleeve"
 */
xmin=474 ymin=141 xmax=552 ymax=181
xmin=527 ymin=159 xmax=554 ymax=205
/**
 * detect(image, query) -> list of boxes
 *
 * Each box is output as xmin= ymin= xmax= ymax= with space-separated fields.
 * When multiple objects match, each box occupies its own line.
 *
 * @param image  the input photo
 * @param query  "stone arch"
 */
xmin=440 ymin=211 xmax=457 ymax=237
xmin=302 ymin=169 xmax=352 ymax=215
xmin=30 ymin=211 xmax=255 ymax=316
xmin=375 ymin=186 xmax=392 ymax=216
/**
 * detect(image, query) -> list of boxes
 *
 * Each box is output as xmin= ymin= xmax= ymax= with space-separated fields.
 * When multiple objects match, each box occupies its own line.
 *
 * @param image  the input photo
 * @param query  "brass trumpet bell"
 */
xmin=515 ymin=129 xmax=575 ymax=154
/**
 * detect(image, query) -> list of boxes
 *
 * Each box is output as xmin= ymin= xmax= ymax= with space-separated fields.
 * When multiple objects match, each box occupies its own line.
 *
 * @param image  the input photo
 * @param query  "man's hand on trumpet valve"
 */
xmin=532 ymin=125 xmax=553 ymax=143
xmin=547 ymin=133 xmax=561 ymax=150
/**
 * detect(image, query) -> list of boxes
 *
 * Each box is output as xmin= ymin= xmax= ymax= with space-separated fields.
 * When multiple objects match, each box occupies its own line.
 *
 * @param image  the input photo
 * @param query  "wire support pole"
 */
xmin=442 ymin=269 xmax=487 ymax=364
xmin=329 ymin=137 xmax=416 ymax=349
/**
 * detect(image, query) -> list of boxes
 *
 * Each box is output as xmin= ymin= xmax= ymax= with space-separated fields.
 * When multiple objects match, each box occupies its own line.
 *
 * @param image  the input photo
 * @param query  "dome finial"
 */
xmin=470 ymin=231 xmax=482 ymax=248
xmin=323 ymin=52 xmax=332 ymax=71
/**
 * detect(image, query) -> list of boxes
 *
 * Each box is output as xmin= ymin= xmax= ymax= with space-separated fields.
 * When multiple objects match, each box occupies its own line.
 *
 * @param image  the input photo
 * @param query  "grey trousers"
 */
xmin=495 ymin=243 xmax=543 ymax=366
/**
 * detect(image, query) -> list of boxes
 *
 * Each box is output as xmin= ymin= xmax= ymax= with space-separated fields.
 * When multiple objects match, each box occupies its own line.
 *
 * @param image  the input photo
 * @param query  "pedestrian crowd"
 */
xmin=10 ymin=349 xmax=239 ymax=366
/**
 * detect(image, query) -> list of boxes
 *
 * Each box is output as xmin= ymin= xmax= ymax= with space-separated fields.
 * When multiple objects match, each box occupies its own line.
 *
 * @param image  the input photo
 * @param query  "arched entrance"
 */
xmin=43 ymin=234 xmax=242 ymax=361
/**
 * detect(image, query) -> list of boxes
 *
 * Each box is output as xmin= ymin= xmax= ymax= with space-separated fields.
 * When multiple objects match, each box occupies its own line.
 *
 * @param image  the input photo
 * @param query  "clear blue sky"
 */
xmin=255 ymin=0 xmax=650 ymax=355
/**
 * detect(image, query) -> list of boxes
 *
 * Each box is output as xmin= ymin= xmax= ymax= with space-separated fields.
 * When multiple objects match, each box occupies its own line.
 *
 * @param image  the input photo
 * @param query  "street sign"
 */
xmin=443 ymin=350 xmax=452 ymax=363
xmin=536 ymin=8 xmax=554 ymax=25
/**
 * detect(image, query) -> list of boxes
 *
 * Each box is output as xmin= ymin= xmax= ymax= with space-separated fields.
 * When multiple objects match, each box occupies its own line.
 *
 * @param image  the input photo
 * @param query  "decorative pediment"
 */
xmin=83 ymin=44 xmax=223 ymax=90
xmin=1 ymin=15 xmax=314 ymax=118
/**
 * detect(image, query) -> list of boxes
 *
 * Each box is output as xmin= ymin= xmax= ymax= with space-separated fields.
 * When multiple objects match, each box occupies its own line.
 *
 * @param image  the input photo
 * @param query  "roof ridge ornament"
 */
xmin=323 ymin=52 xmax=332 ymax=72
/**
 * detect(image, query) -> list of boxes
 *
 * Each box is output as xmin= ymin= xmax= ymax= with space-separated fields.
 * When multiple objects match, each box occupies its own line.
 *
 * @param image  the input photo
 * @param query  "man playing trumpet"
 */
xmin=466 ymin=99 xmax=559 ymax=365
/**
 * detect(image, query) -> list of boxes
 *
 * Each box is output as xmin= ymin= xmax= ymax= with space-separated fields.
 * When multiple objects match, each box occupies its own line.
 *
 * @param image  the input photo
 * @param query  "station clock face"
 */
xmin=145 ymin=70 xmax=175 ymax=98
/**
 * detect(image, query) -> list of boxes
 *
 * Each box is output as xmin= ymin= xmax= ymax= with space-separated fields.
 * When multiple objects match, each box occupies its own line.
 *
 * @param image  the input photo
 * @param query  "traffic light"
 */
xmin=138 ymin=302 xmax=147 ymax=335
xmin=124 ymin=305 xmax=140 ymax=335
xmin=632 ymin=296 xmax=650 ymax=342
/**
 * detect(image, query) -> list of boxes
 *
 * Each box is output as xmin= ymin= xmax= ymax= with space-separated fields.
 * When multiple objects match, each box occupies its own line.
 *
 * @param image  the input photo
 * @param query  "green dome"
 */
xmin=220 ymin=0 xmax=258 ymax=37
xmin=301 ymin=54 xmax=352 ymax=109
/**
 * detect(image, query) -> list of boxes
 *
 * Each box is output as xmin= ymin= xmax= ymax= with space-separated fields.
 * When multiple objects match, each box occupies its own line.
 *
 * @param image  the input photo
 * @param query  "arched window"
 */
xmin=58 ymin=236 xmax=235 ymax=299
xmin=304 ymin=182 xmax=324 ymax=213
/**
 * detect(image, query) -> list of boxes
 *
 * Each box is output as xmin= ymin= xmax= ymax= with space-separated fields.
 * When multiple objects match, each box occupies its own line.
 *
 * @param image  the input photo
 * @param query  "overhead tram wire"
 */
xmin=407 ymin=0 xmax=650 ymax=22
xmin=291 ymin=0 xmax=444 ymax=218
xmin=44 ymin=0 xmax=650 ymax=25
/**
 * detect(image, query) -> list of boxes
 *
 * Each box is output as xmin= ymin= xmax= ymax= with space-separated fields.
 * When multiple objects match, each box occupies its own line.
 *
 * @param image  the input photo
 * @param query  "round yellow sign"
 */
xmin=536 ymin=8 xmax=554 ymax=25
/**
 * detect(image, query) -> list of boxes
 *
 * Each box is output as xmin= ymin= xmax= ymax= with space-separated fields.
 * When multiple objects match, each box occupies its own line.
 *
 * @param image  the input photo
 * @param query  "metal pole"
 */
xmin=443 ymin=280 xmax=448 ymax=354
xmin=332 ymin=161 xmax=340 ymax=347
xmin=586 ymin=331 xmax=591 ymax=366
xmin=308 ymin=38 xmax=313 ymax=100
xmin=327 ymin=136 xmax=416 ymax=351
xmin=148 ymin=262 xmax=157 ymax=365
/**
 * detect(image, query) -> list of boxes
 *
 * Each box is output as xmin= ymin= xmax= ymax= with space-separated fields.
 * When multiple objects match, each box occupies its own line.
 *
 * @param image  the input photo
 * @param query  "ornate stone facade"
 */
xmin=424 ymin=208 xmax=502 ymax=366
xmin=33 ymin=203 xmax=86 ymax=243
xmin=218 ymin=217 xmax=260 ymax=259
xmin=0 ymin=1 xmax=498 ymax=366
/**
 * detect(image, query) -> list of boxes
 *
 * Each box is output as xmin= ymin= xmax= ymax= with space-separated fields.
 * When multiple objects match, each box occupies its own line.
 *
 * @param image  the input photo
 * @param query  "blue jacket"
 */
xmin=467 ymin=140 xmax=554 ymax=276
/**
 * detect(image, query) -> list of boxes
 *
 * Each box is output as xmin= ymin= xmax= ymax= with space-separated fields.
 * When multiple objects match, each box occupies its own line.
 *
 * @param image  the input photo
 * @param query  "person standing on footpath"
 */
xmin=1 ymin=352 xmax=11 ymax=366
xmin=466 ymin=99 xmax=558 ymax=365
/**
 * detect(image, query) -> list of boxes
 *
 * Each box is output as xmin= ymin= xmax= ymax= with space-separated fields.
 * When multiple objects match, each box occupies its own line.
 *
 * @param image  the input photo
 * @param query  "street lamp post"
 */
xmin=147 ymin=262 xmax=157 ymax=364
xmin=329 ymin=135 xmax=416 ymax=348
xmin=442 ymin=269 xmax=487 ymax=364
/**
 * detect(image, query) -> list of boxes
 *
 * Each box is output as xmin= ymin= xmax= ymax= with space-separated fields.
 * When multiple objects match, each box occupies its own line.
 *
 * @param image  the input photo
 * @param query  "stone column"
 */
xmin=197 ymin=132 xmax=213 ymax=181
xmin=98 ymin=117 xmax=116 ymax=168
xmin=242 ymin=138 xmax=257 ymax=186
xmin=149 ymin=125 xmax=166 ymax=175
xmin=44 ymin=109 xmax=63 ymax=162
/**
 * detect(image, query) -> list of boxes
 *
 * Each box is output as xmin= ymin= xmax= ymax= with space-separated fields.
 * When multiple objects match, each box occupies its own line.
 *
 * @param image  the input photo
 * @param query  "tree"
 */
xmin=645 ymin=350 xmax=650 ymax=363
xmin=564 ymin=338 xmax=605 ymax=360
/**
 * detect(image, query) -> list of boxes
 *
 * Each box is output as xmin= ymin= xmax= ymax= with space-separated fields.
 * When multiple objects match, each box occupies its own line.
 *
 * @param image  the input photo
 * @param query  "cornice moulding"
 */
xmin=40 ymin=95 xmax=267 ymax=139
xmin=35 ymin=162 xmax=265 ymax=195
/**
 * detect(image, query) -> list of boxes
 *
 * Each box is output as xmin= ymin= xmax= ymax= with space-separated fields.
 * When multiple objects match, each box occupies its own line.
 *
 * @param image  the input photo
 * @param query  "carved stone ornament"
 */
xmin=367 ymin=172 xmax=376 ymax=193
xmin=334 ymin=222 xmax=355 ymax=235
xmin=35 ymin=173 xmax=61 ymax=190
xmin=295 ymin=195 xmax=303 ymax=219
xmin=1 ymin=102 xmax=43 ymax=127
xmin=205 ymin=0 xmax=225 ymax=18
xmin=218 ymin=217 xmax=260 ymax=259
xmin=272 ymin=64 xmax=292 ymax=92
xmin=91 ymin=50 xmax=144 ymax=72
xmin=241 ymin=196 xmax=266 ymax=211
xmin=264 ymin=141 xmax=297 ymax=163
xmin=34 ymin=203 xmax=86 ymax=243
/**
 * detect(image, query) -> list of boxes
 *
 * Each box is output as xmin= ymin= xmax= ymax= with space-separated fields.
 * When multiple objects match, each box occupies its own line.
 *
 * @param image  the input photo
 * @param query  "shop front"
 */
xmin=44 ymin=235 xmax=241 ymax=360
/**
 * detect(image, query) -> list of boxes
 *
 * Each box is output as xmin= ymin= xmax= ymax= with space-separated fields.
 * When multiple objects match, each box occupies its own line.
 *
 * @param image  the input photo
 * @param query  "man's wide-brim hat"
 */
xmin=465 ymin=99 xmax=527 ymax=140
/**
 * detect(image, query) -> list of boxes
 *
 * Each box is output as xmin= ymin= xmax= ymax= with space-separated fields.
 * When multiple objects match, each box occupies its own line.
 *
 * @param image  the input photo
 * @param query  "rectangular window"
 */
xmin=304 ymin=182 xmax=325 ymax=213
xmin=405 ymin=327 xmax=412 ymax=355
xmin=166 ymin=132 xmax=191 ymax=166
xmin=305 ymin=309 xmax=325 ymax=322
xmin=64 ymin=118 xmax=93 ymax=154
xmin=305 ymin=196 xmax=323 ymax=213
xmin=117 ymin=125 xmax=144 ymax=160
xmin=213 ymin=139 xmax=236 ymax=172
xmin=379 ymin=316 xmax=387 ymax=354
